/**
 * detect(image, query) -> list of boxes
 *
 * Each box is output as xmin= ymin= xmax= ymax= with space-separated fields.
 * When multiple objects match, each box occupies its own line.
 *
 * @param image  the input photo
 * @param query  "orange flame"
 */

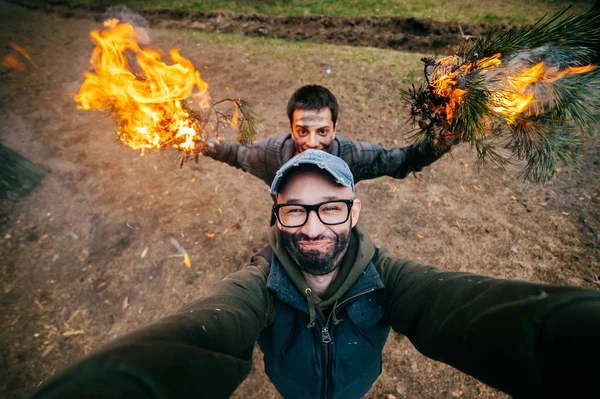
xmin=474 ymin=53 xmax=502 ymax=70
xmin=230 ymin=101 xmax=239 ymax=127
xmin=492 ymin=62 xmax=596 ymax=124
xmin=75 ymin=19 xmax=210 ymax=152
xmin=431 ymin=54 xmax=502 ymax=123
xmin=430 ymin=52 xmax=595 ymax=126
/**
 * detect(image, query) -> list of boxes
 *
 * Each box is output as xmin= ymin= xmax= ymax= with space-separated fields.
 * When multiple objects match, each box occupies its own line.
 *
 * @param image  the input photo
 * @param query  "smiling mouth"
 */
xmin=299 ymin=240 xmax=332 ymax=250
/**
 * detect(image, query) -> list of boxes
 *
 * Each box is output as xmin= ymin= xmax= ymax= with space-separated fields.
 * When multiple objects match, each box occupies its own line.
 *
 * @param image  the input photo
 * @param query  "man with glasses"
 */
xmin=32 ymin=150 xmax=600 ymax=399
xmin=199 ymin=84 xmax=452 ymax=186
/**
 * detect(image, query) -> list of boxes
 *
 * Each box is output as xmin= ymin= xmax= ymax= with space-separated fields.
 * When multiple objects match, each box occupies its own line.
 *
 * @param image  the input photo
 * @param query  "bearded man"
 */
xmin=33 ymin=150 xmax=600 ymax=399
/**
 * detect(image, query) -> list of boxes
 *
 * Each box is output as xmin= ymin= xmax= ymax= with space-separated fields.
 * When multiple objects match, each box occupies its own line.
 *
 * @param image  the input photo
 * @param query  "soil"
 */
xmin=9 ymin=0 xmax=516 ymax=55
xmin=1 ymin=2 xmax=599 ymax=399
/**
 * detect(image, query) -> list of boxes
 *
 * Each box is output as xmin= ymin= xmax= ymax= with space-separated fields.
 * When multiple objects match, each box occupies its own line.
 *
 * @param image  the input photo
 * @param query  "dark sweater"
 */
xmin=206 ymin=133 xmax=445 ymax=185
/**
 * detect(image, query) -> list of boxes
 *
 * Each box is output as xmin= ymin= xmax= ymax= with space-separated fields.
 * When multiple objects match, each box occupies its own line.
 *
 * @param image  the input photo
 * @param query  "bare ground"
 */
xmin=1 ymin=2 xmax=599 ymax=399
xmin=8 ymin=0 xmax=516 ymax=55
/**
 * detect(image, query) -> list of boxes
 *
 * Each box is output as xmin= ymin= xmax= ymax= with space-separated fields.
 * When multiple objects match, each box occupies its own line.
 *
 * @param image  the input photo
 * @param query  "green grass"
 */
xmin=68 ymin=0 xmax=595 ymax=24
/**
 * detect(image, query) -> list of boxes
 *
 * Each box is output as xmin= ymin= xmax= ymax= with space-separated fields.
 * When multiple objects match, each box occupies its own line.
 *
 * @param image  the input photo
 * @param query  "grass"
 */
xmin=68 ymin=0 xmax=595 ymax=24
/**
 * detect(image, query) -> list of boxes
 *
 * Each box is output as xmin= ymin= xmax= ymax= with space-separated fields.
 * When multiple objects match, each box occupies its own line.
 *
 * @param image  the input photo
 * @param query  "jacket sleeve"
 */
xmin=30 ymin=261 xmax=273 ymax=399
xmin=377 ymin=250 xmax=600 ymax=399
xmin=340 ymin=138 xmax=446 ymax=182
xmin=204 ymin=137 xmax=282 ymax=185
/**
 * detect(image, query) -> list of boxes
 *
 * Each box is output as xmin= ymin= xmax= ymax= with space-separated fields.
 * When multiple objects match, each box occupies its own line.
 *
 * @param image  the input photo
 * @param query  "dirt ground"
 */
xmin=1 ymin=2 xmax=599 ymax=399
xmin=11 ymin=0 xmax=513 ymax=55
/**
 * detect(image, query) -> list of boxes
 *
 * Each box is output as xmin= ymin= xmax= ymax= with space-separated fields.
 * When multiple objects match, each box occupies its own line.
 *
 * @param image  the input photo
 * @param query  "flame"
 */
xmin=491 ymin=62 xmax=544 ymax=123
xmin=492 ymin=62 xmax=596 ymax=123
xmin=429 ymin=52 xmax=595 ymax=126
xmin=474 ymin=54 xmax=502 ymax=69
xmin=230 ymin=101 xmax=239 ymax=127
xmin=75 ymin=19 xmax=209 ymax=152
xmin=431 ymin=54 xmax=502 ymax=123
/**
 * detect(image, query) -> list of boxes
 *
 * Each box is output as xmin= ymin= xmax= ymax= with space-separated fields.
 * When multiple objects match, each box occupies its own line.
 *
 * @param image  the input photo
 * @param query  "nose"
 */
xmin=301 ymin=209 xmax=326 ymax=238
xmin=306 ymin=132 xmax=319 ymax=148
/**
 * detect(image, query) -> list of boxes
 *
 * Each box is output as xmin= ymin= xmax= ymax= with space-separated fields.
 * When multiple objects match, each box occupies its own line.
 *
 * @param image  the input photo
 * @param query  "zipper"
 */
xmin=320 ymin=287 xmax=377 ymax=399
xmin=322 ymin=327 xmax=331 ymax=399
xmin=321 ymin=326 xmax=332 ymax=343
xmin=332 ymin=288 xmax=376 ymax=311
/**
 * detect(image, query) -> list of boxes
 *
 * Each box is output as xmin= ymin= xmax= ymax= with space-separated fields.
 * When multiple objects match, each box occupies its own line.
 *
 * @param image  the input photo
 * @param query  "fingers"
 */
xmin=192 ymin=140 xmax=216 ymax=157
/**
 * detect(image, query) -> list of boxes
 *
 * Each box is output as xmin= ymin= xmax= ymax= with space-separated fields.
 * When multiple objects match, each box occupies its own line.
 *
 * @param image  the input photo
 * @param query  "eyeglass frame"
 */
xmin=272 ymin=199 xmax=355 ymax=228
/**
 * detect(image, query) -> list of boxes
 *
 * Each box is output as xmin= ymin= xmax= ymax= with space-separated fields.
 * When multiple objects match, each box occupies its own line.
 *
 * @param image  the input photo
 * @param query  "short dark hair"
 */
xmin=287 ymin=85 xmax=339 ymax=127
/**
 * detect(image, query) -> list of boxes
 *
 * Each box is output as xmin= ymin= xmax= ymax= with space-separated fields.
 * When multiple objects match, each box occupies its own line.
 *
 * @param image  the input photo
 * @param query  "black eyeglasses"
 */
xmin=273 ymin=199 xmax=354 ymax=228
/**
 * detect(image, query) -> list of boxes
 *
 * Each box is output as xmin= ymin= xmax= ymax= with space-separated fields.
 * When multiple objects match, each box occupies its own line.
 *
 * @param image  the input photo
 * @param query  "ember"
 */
xmin=2 ymin=41 xmax=37 ymax=71
xmin=1 ymin=54 xmax=25 ymax=71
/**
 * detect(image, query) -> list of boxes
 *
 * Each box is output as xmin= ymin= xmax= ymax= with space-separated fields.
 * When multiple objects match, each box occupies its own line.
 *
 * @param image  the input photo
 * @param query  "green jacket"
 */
xmin=206 ymin=133 xmax=445 ymax=185
xmin=32 ymin=224 xmax=600 ymax=399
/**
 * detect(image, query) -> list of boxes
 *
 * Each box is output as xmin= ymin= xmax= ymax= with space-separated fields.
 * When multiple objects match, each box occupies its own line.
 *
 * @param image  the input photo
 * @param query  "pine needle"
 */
xmin=402 ymin=7 xmax=600 ymax=183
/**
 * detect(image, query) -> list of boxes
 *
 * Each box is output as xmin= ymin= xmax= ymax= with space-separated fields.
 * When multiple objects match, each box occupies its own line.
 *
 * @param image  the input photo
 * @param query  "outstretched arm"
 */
xmin=201 ymin=135 xmax=288 ymax=185
xmin=31 ymin=261 xmax=273 ymax=399
xmin=340 ymin=138 xmax=449 ymax=182
xmin=378 ymin=250 xmax=600 ymax=399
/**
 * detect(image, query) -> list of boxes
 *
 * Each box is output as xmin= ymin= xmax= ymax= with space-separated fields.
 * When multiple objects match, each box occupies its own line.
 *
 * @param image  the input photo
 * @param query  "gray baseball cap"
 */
xmin=270 ymin=149 xmax=355 ymax=196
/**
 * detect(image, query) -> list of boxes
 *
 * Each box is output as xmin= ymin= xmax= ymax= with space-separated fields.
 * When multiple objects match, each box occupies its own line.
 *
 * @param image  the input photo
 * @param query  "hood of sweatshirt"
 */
xmin=267 ymin=222 xmax=376 ymax=318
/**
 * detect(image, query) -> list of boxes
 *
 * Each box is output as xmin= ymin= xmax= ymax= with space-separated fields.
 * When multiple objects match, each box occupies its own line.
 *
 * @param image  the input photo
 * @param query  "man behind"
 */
xmin=33 ymin=151 xmax=599 ymax=399
xmin=202 ymin=84 xmax=450 ymax=186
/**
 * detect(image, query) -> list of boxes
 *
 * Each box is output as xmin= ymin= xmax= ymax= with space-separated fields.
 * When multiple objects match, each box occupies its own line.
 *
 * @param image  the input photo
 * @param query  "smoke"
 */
xmin=102 ymin=7 xmax=150 ymax=44
xmin=484 ymin=45 xmax=599 ymax=112
xmin=491 ymin=45 xmax=592 ymax=76
xmin=103 ymin=7 xmax=149 ymax=28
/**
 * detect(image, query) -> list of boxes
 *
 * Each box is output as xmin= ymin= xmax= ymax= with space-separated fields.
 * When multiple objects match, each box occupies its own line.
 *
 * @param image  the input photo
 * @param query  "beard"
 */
xmin=280 ymin=228 xmax=351 ymax=276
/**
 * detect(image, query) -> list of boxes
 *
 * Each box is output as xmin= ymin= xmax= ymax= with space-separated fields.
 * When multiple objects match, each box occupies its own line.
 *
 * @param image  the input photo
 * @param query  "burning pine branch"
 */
xmin=74 ymin=18 xmax=257 ymax=164
xmin=403 ymin=8 xmax=600 ymax=182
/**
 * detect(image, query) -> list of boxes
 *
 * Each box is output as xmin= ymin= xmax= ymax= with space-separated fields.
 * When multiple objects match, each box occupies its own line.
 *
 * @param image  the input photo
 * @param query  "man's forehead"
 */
xmin=277 ymin=167 xmax=353 ymax=202
xmin=293 ymin=108 xmax=332 ymax=124
xmin=278 ymin=194 xmax=345 ymax=204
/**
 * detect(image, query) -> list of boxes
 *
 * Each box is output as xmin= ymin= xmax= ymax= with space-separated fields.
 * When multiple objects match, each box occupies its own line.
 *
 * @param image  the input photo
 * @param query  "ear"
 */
xmin=350 ymin=198 xmax=361 ymax=227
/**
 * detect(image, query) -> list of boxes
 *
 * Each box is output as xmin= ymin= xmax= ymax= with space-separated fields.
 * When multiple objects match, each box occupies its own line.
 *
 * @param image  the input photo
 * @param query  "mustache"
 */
xmin=292 ymin=233 xmax=335 ymax=243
